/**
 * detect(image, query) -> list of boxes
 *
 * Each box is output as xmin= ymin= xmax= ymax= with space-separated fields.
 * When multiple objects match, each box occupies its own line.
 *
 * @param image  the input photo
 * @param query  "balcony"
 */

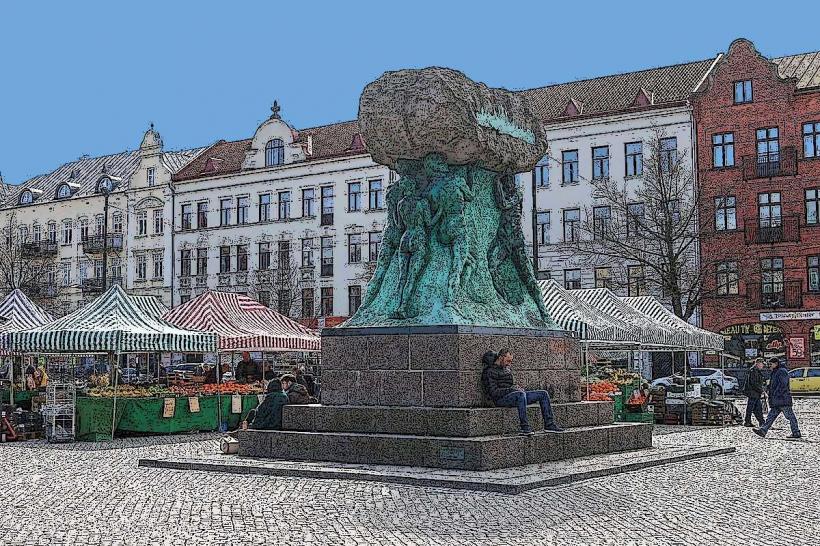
xmin=741 ymin=147 xmax=797 ymax=180
xmin=217 ymin=273 xmax=232 ymax=287
xmin=82 ymin=234 xmax=124 ymax=254
xmin=22 ymin=241 xmax=58 ymax=258
xmin=747 ymin=280 xmax=803 ymax=309
xmin=744 ymin=214 xmax=800 ymax=244
xmin=81 ymin=277 xmax=123 ymax=295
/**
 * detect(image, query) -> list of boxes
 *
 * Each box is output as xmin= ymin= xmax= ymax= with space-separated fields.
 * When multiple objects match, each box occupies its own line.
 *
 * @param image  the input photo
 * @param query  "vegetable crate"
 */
xmin=620 ymin=412 xmax=655 ymax=424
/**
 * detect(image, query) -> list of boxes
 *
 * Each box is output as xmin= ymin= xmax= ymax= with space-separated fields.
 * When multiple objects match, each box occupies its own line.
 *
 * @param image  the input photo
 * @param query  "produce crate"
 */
xmin=620 ymin=412 xmax=655 ymax=423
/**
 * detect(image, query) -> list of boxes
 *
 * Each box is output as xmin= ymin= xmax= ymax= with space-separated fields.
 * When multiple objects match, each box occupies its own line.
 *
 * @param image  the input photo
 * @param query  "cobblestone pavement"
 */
xmin=2 ymin=399 xmax=819 ymax=546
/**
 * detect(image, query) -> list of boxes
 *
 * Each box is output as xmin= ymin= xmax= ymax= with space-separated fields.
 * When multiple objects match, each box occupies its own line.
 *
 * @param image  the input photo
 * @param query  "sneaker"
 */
xmin=519 ymin=426 xmax=535 ymax=435
xmin=543 ymin=424 xmax=564 ymax=433
xmin=753 ymin=428 xmax=767 ymax=438
xmin=743 ymin=422 xmax=754 ymax=427
xmin=787 ymin=432 xmax=803 ymax=439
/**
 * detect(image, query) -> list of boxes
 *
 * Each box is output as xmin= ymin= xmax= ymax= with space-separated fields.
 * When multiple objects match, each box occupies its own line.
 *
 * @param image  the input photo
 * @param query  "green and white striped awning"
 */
xmin=622 ymin=296 xmax=724 ymax=351
xmin=539 ymin=280 xmax=641 ymax=347
xmin=570 ymin=288 xmax=688 ymax=350
xmin=8 ymin=285 xmax=217 ymax=354
xmin=129 ymin=295 xmax=170 ymax=320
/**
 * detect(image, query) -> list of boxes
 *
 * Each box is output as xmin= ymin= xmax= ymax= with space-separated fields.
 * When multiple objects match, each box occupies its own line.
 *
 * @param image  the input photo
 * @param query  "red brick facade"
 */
xmin=694 ymin=39 xmax=820 ymax=367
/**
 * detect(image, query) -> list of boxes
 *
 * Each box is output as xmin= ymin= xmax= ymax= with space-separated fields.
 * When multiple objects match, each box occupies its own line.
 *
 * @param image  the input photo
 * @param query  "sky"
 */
xmin=2 ymin=0 xmax=820 ymax=184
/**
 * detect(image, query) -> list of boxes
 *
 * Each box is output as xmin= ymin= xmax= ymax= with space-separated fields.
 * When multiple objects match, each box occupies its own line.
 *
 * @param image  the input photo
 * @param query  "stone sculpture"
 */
xmin=345 ymin=67 xmax=557 ymax=329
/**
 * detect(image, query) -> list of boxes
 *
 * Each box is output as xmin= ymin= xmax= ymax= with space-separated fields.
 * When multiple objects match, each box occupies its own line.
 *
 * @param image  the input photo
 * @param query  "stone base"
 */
xmin=320 ymin=326 xmax=581 ymax=407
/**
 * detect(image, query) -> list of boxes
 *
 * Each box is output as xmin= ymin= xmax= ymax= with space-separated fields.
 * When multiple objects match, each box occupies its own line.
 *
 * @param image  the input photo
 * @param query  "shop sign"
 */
xmin=721 ymin=323 xmax=782 ymax=336
xmin=788 ymin=337 xmax=806 ymax=359
xmin=759 ymin=310 xmax=820 ymax=322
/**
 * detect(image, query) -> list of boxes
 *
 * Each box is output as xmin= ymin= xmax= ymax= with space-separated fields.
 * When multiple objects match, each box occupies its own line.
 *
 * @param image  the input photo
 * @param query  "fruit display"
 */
xmin=86 ymin=385 xmax=172 ymax=398
xmin=84 ymin=382 xmax=263 ymax=398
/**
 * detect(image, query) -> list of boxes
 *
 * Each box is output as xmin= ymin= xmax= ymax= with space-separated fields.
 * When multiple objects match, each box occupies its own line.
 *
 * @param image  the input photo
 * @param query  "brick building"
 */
xmin=694 ymin=39 xmax=820 ymax=367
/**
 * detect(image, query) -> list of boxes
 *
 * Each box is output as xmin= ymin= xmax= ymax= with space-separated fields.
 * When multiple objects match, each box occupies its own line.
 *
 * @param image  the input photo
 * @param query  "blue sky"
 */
xmin=2 ymin=0 xmax=819 ymax=183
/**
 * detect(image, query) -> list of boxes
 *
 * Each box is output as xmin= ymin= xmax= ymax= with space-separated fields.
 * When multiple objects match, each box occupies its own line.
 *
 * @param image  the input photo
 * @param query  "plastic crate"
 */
xmin=620 ymin=412 xmax=655 ymax=423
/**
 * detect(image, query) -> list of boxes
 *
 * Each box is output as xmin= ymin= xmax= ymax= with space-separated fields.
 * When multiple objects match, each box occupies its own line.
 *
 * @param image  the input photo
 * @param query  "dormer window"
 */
xmin=19 ymin=190 xmax=33 ymax=205
xmin=56 ymin=184 xmax=72 ymax=199
xmin=265 ymin=138 xmax=285 ymax=167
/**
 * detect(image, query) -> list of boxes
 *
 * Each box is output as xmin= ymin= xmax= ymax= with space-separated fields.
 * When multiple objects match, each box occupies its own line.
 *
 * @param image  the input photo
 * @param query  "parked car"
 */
xmin=651 ymin=368 xmax=739 ymax=394
xmin=789 ymin=367 xmax=820 ymax=394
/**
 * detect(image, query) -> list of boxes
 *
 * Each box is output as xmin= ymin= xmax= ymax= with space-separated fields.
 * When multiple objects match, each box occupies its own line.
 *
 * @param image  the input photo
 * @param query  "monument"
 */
xmin=238 ymin=68 xmax=651 ymax=470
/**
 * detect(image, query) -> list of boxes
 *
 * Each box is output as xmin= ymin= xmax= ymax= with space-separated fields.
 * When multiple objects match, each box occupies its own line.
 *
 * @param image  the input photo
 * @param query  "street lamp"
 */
xmin=95 ymin=174 xmax=121 ymax=291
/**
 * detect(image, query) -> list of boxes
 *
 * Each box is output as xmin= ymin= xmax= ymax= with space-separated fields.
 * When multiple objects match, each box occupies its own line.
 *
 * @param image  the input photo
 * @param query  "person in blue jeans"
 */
xmin=754 ymin=357 xmax=802 ymax=439
xmin=482 ymin=349 xmax=563 ymax=435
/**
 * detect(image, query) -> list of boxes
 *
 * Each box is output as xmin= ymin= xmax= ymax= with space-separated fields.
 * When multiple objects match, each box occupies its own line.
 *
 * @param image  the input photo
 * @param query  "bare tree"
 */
xmin=0 ymin=212 xmax=62 ymax=311
xmin=251 ymin=251 xmax=306 ymax=319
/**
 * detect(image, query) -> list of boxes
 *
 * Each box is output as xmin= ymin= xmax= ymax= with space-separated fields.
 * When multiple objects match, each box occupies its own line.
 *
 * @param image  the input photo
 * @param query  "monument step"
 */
xmin=237 ymin=422 xmax=652 ymax=471
xmin=283 ymin=401 xmax=614 ymax=437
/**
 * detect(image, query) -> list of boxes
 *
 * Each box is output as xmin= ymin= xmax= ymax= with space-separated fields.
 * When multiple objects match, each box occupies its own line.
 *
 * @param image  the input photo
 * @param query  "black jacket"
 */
xmin=483 ymin=365 xmax=518 ymax=402
xmin=286 ymin=382 xmax=313 ymax=405
xmin=768 ymin=363 xmax=793 ymax=408
xmin=743 ymin=366 xmax=765 ymax=399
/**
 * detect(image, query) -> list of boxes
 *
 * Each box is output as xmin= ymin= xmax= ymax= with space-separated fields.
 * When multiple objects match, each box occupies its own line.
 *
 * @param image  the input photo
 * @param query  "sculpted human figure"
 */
xmin=392 ymin=173 xmax=433 ymax=319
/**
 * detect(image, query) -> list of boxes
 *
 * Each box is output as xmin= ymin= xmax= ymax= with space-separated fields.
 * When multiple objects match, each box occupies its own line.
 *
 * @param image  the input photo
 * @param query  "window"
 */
xmin=265 ymin=138 xmax=285 ymax=167
xmin=154 ymin=209 xmax=165 ymax=234
xmin=756 ymin=127 xmax=780 ymax=163
xmin=594 ymin=267 xmax=611 ymax=289
xmin=668 ymin=199 xmax=681 ymax=225
xmin=259 ymin=242 xmax=271 ymax=270
xmin=112 ymin=213 xmax=122 ymax=234
xmin=659 ymin=137 xmax=678 ymax=173
xmin=369 ymin=179 xmax=384 ymax=209
xmin=758 ymin=192 xmax=782 ymax=227
xmin=806 ymin=188 xmax=820 ymax=226
xmin=302 ymin=188 xmax=316 ymax=217
xmin=94 ymin=260 xmax=103 ymax=280
xmin=761 ymin=258 xmax=784 ymax=299
xmin=219 ymin=246 xmax=231 ymax=273
xmin=593 ymin=206 xmax=611 ymax=239
xmin=47 ymin=222 xmax=57 ymax=244
xmin=734 ymin=80 xmax=753 ymax=104
xmin=237 ymin=245 xmax=249 ymax=272
xmin=536 ymin=211 xmax=550 ymax=245
xmin=181 ymin=204 xmax=193 ymax=231
xmin=533 ymin=156 xmax=549 ymax=187
xmin=562 ymin=150 xmax=579 ymax=184
xmin=564 ymin=269 xmax=581 ymax=290
xmin=592 ymin=146 xmax=609 ymax=180
xmin=625 ymin=142 xmax=643 ymax=177
xmin=278 ymin=191 xmax=291 ymax=220
xmin=19 ymin=191 xmax=33 ymax=205
xmin=348 ymin=285 xmax=362 ymax=315
xmin=153 ymin=252 xmax=163 ymax=279
xmin=716 ymin=261 xmax=739 ymax=295
xmin=301 ymin=288 xmax=315 ymax=318
xmin=627 ymin=203 xmax=645 ymax=237
xmin=147 ymin=167 xmax=156 ymax=186
xmin=79 ymin=218 xmax=89 ymax=242
xmin=321 ymin=186 xmax=334 ymax=225
xmin=257 ymin=291 xmax=271 ymax=308
xmin=56 ymin=184 xmax=71 ymax=199
xmin=563 ymin=209 xmax=580 ymax=242
xmin=277 ymin=241 xmax=290 ymax=269
xmin=196 ymin=248 xmax=208 ymax=276
xmin=712 ymin=133 xmax=735 ymax=167
xmin=136 ymin=255 xmax=147 ymax=281
xmin=137 ymin=211 xmax=148 ymax=236
xmin=191 ymin=202 xmax=205 ymax=230
xmin=60 ymin=261 xmax=70 ymax=287
xmin=808 ymin=256 xmax=820 ymax=292
xmin=789 ymin=368 xmax=806 ymax=379
xmin=110 ymin=257 xmax=122 ymax=280
xmin=348 ymin=182 xmax=362 ymax=211
xmin=321 ymin=236 xmax=333 ymax=277
xmin=369 ymin=232 xmax=382 ymax=262
xmin=715 ymin=196 xmax=737 ymax=231
xmin=62 ymin=220 xmax=72 ymax=245
xmin=18 ymin=225 xmax=27 ymax=243
xmin=277 ymin=289 xmax=292 ymax=316
xmin=627 ymin=265 xmax=646 ymax=296
xmin=809 ymin=368 xmax=820 ymax=378
xmin=179 ymin=294 xmax=191 ymax=305
xmin=301 ymin=238 xmax=314 ymax=267
xmin=95 ymin=215 xmax=104 ymax=236
xmin=33 ymin=224 xmax=41 ymax=243
xmin=180 ymin=249 xmax=192 ymax=277
xmin=237 ymin=197 xmax=249 ymax=224
xmin=259 ymin=194 xmax=272 ymax=222
xmin=220 ymin=198 xmax=232 ymax=226
xmin=320 ymin=287 xmax=334 ymax=316
xmin=348 ymin=233 xmax=362 ymax=263
xmin=803 ymin=122 xmax=820 ymax=158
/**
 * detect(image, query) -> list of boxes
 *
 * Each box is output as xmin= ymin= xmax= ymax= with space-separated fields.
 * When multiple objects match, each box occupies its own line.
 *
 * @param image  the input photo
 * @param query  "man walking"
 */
xmin=743 ymin=358 xmax=766 ymax=427
xmin=483 ymin=349 xmax=563 ymax=435
xmin=754 ymin=357 xmax=802 ymax=439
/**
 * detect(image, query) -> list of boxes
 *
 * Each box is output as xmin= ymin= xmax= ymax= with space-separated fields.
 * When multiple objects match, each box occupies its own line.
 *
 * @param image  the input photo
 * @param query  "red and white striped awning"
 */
xmin=162 ymin=291 xmax=320 ymax=352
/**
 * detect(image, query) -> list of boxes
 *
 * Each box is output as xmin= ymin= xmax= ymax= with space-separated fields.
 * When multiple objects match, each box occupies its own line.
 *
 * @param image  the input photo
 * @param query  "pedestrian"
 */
xmin=754 ymin=357 xmax=802 ymax=439
xmin=280 ymin=373 xmax=313 ymax=404
xmin=743 ymin=358 xmax=766 ymax=427
xmin=248 ymin=379 xmax=290 ymax=430
xmin=293 ymin=365 xmax=317 ymax=397
xmin=482 ymin=348 xmax=563 ymax=435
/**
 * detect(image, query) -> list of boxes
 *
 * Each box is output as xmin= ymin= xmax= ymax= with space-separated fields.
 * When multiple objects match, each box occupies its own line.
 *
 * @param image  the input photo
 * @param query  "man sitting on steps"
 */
xmin=482 ymin=348 xmax=564 ymax=435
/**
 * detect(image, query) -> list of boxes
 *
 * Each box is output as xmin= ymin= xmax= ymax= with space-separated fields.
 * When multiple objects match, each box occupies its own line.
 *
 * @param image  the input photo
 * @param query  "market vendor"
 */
xmin=203 ymin=364 xmax=219 ymax=385
xmin=625 ymin=383 xmax=650 ymax=413
xmin=235 ymin=352 xmax=260 ymax=384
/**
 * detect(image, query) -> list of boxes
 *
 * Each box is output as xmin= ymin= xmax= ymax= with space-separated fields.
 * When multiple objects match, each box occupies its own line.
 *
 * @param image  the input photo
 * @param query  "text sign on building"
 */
xmin=759 ymin=311 xmax=820 ymax=322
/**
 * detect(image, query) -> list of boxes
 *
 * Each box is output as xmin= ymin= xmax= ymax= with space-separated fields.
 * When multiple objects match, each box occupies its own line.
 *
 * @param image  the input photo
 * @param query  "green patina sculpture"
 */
xmin=346 ymin=67 xmax=558 ymax=329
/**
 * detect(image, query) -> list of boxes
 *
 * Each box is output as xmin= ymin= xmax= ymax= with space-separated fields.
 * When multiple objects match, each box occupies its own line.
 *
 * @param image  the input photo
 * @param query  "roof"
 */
xmin=162 ymin=290 xmax=320 ymax=352
xmin=773 ymin=51 xmax=820 ymax=90
xmin=129 ymin=295 xmax=170 ymax=320
xmin=172 ymin=139 xmax=252 ymax=182
xmin=622 ymin=296 xmax=724 ymax=351
xmin=523 ymin=59 xmax=716 ymax=121
xmin=8 ymin=285 xmax=217 ymax=353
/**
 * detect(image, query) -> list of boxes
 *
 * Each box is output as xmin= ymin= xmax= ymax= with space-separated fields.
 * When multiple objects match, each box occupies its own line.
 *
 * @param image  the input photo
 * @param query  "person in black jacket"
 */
xmin=743 ymin=358 xmax=766 ymax=427
xmin=482 ymin=348 xmax=563 ymax=435
xmin=754 ymin=357 xmax=801 ymax=439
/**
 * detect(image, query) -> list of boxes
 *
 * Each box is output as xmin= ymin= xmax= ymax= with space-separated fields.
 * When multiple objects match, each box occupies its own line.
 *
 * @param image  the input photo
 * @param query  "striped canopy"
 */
xmin=162 ymin=291 xmax=320 ymax=352
xmin=622 ymin=296 xmax=724 ymax=351
xmin=130 ymin=295 xmax=170 ymax=320
xmin=0 ymin=289 xmax=55 ymax=354
xmin=8 ymin=285 xmax=217 ymax=354
xmin=570 ymin=288 xmax=688 ymax=350
xmin=539 ymin=280 xmax=640 ymax=346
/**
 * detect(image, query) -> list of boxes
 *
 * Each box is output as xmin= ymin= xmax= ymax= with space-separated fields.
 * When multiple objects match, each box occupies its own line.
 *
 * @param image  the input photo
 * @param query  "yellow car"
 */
xmin=788 ymin=367 xmax=820 ymax=393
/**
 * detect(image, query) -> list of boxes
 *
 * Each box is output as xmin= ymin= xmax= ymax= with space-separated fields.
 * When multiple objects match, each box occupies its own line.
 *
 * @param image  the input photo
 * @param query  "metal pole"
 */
xmin=682 ymin=350 xmax=688 ymax=426
xmin=102 ymin=191 xmax=109 ymax=291
xmin=110 ymin=351 xmax=119 ymax=441
xmin=584 ymin=343 xmax=590 ymax=400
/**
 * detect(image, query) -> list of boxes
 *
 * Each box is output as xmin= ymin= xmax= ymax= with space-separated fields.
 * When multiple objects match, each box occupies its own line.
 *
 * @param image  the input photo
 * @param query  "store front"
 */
xmin=721 ymin=323 xmax=784 ymax=367
xmin=811 ymin=325 xmax=820 ymax=366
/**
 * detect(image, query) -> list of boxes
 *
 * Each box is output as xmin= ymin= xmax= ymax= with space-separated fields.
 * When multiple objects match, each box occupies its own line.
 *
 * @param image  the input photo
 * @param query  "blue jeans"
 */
xmin=745 ymin=397 xmax=764 ymax=425
xmin=760 ymin=405 xmax=801 ymax=436
xmin=496 ymin=389 xmax=555 ymax=429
